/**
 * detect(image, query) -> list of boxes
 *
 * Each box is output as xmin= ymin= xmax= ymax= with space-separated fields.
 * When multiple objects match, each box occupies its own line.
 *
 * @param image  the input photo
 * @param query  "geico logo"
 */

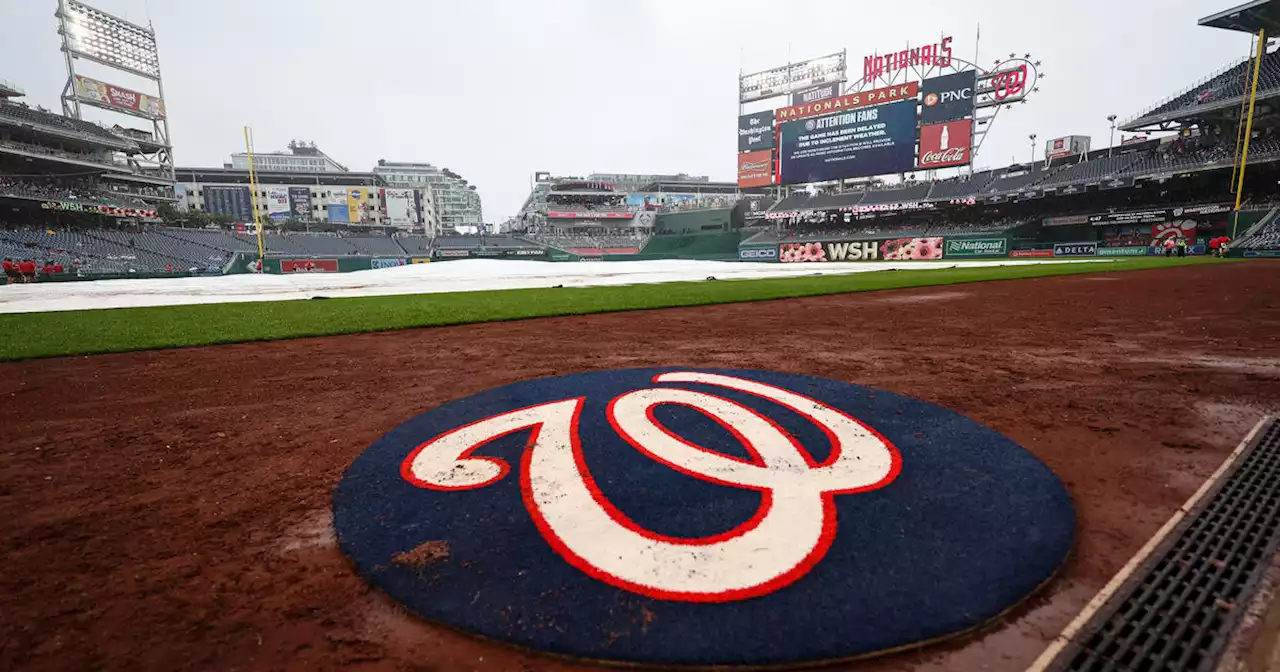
xmin=740 ymin=248 xmax=777 ymax=258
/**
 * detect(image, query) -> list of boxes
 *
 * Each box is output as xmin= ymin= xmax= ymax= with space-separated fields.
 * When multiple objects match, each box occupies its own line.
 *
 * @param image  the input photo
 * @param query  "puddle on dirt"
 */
xmin=1135 ymin=356 xmax=1280 ymax=377
xmin=870 ymin=291 xmax=970 ymax=304
xmin=278 ymin=509 xmax=336 ymax=553
xmin=1193 ymin=400 xmax=1277 ymax=450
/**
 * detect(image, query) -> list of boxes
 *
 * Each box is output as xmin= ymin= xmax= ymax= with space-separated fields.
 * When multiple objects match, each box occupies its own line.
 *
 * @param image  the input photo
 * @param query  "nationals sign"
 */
xmin=776 ymin=82 xmax=918 ymax=121
xmin=334 ymin=368 xmax=1075 ymax=666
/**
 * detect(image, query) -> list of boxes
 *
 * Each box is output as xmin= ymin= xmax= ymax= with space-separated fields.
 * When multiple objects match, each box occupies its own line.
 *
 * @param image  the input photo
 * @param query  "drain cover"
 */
xmin=1051 ymin=418 xmax=1280 ymax=672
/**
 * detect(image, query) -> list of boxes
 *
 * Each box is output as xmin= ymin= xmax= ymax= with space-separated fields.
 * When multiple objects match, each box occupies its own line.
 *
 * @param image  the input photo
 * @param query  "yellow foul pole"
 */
xmin=243 ymin=126 xmax=265 ymax=263
xmin=1233 ymin=28 xmax=1265 ymax=225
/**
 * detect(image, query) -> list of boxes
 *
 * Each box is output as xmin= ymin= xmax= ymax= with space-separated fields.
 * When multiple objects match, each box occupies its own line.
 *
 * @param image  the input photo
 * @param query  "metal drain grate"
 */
xmin=1054 ymin=418 xmax=1280 ymax=672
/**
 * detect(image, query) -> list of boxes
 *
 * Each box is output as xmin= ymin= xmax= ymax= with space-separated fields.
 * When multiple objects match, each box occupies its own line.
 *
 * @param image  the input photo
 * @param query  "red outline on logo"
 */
xmin=400 ymin=400 xmax=578 ymax=492
xmin=400 ymin=372 xmax=903 ymax=604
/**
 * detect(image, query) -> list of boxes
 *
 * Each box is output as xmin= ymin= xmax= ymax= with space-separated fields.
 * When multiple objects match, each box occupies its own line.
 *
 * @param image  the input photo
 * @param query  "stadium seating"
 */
xmin=1132 ymin=50 xmax=1280 ymax=122
xmin=803 ymin=192 xmax=865 ymax=209
xmin=861 ymin=182 xmax=931 ymax=204
xmin=1038 ymin=154 xmax=1142 ymax=187
xmin=0 ymin=101 xmax=133 ymax=145
xmin=769 ymin=193 xmax=813 ymax=212
xmin=395 ymin=235 xmax=433 ymax=255
xmin=925 ymin=171 xmax=996 ymax=200
xmin=982 ymin=164 xmax=1053 ymax=194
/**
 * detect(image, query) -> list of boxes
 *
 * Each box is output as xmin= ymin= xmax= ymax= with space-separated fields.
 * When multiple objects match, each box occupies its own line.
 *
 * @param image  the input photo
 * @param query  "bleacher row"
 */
xmin=0 ymin=229 xmax=516 ymax=275
xmin=0 ymin=101 xmax=135 ymax=147
xmin=743 ymin=217 xmax=1025 ymax=245
xmin=1133 ymin=48 xmax=1280 ymax=122
xmin=768 ymin=141 xmax=1280 ymax=215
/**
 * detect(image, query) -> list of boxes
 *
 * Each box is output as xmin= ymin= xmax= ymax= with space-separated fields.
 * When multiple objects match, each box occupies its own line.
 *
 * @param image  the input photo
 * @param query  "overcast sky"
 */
xmin=0 ymin=0 xmax=1262 ymax=221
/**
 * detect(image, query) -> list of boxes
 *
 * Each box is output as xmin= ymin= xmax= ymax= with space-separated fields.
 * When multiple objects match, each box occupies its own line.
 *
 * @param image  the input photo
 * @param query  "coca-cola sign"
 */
xmin=917 ymin=119 xmax=972 ymax=169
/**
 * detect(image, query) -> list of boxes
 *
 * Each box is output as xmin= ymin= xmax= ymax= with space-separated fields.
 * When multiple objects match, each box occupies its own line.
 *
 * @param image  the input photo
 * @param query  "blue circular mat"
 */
xmin=333 ymin=368 xmax=1074 ymax=667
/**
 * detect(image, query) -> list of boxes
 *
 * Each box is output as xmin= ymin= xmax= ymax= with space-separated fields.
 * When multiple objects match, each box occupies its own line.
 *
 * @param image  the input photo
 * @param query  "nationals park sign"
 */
xmin=334 ymin=369 xmax=1075 ymax=666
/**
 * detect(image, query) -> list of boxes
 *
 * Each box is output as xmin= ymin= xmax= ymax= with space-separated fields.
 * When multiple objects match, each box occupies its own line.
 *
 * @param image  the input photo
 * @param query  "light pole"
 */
xmin=1107 ymin=114 xmax=1118 ymax=157
xmin=1029 ymin=134 xmax=1037 ymax=164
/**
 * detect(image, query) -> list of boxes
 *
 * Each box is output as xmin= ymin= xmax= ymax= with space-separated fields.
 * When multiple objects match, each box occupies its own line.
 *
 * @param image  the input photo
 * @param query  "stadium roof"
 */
xmin=635 ymin=180 xmax=739 ymax=194
xmin=1199 ymin=0 xmax=1280 ymax=33
xmin=0 ymin=79 xmax=23 ymax=99
xmin=174 ymin=167 xmax=385 ymax=187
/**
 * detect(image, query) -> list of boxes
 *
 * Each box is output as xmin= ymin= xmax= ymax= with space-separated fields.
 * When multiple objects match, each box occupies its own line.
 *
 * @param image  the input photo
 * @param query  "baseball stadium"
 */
xmin=3 ymin=1 xmax=1280 ymax=671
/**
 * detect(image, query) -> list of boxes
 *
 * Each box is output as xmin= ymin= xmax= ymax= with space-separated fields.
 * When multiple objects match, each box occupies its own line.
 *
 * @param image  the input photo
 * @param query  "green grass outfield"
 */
xmin=0 ymin=257 xmax=1224 ymax=361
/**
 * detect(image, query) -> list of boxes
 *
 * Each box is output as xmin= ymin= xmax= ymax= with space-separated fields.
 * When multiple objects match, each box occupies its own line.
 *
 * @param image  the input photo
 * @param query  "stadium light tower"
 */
xmin=55 ymin=0 xmax=173 ymax=181
xmin=1029 ymin=134 xmax=1037 ymax=163
xmin=1107 ymin=115 xmax=1118 ymax=157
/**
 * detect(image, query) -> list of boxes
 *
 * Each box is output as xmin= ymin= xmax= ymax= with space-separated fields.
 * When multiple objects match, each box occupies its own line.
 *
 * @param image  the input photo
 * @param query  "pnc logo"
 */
xmin=334 ymin=368 xmax=1075 ymax=666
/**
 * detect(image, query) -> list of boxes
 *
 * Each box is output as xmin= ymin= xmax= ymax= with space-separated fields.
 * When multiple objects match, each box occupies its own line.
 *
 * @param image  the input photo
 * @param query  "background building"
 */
xmin=174 ymin=166 xmax=436 ymax=231
xmin=230 ymin=140 xmax=347 ymax=174
xmin=373 ymin=160 xmax=483 ymax=233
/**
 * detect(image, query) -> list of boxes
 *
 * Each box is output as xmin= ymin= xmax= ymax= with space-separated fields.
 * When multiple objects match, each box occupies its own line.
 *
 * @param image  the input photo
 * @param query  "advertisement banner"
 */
xmin=1098 ymin=246 xmax=1149 ymax=256
xmin=371 ymin=258 xmax=406 ymax=269
xmin=265 ymin=187 xmax=290 ymax=221
xmin=1100 ymin=176 xmax=1135 ymax=190
xmin=287 ymin=187 xmax=312 ymax=219
xmin=1053 ymin=242 xmax=1098 ymax=257
xmin=737 ymin=149 xmax=774 ymax=188
xmin=347 ymin=187 xmax=374 ymax=223
xmin=203 ymin=185 xmax=253 ymax=222
xmin=881 ymin=237 xmax=943 ymax=260
xmin=1152 ymin=220 xmax=1198 ymax=241
xmin=546 ymin=211 xmax=635 ymax=219
xmin=740 ymin=51 xmax=846 ymax=104
xmin=944 ymin=238 xmax=1007 ymax=257
xmin=1089 ymin=209 xmax=1172 ymax=225
xmin=326 ymin=204 xmax=350 ymax=222
xmin=791 ymin=83 xmax=840 ymax=107
xmin=738 ymin=110 xmax=775 ymax=152
xmin=918 ymin=119 xmax=972 ymax=169
xmin=919 ymin=70 xmax=976 ymax=124
xmin=1043 ymin=214 xmax=1091 ymax=227
xmin=776 ymin=82 xmax=918 ymax=122
xmin=281 ymin=259 xmax=339 ymax=273
xmin=778 ymin=237 xmax=943 ymax=263
xmin=780 ymin=240 xmax=877 ymax=263
xmin=1046 ymin=135 xmax=1092 ymax=160
xmin=738 ymin=247 xmax=779 ymax=261
xmin=384 ymin=188 xmax=415 ymax=226
xmin=779 ymin=100 xmax=917 ymax=184
xmin=73 ymin=75 xmax=165 ymax=119
xmin=1010 ymin=249 xmax=1054 ymax=258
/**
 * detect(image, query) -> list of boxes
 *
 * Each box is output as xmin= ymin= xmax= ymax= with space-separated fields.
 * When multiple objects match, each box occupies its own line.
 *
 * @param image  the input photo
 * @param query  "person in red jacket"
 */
xmin=2 ymin=258 xmax=16 ymax=284
xmin=51 ymin=261 xmax=64 ymax=274
xmin=40 ymin=261 xmax=54 ymax=275
xmin=17 ymin=259 xmax=37 ymax=283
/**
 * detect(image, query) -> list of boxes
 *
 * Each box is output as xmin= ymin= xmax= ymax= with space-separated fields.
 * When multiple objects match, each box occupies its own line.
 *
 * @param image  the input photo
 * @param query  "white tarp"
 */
xmin=0 ymin=258 xmax=1110 ymax=315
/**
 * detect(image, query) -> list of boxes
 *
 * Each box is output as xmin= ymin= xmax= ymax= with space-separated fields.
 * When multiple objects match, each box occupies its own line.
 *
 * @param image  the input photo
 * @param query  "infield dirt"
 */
xmin=2 ymin=261 xmax=1278 ymax=671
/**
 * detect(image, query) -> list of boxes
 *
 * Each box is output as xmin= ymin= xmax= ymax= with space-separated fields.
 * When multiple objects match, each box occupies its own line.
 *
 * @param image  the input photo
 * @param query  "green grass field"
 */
xmin=0 ymin=257 xmax=1223 ymax=361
